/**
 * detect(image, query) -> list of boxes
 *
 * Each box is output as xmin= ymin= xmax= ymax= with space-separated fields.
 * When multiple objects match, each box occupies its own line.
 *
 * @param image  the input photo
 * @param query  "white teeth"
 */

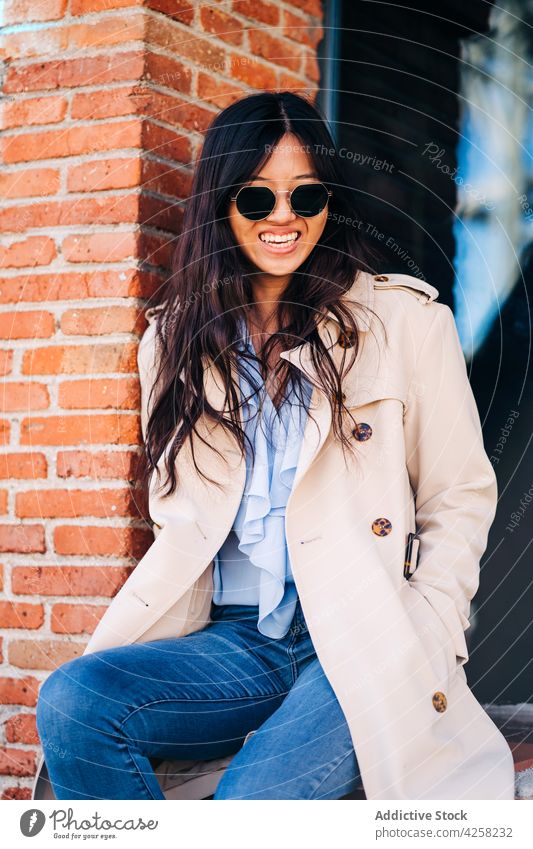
xmin=259 ymin=232 xmax=299 ymax=244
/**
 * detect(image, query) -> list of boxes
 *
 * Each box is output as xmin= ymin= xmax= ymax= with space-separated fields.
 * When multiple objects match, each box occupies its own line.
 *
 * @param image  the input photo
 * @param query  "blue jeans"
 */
xmin=36 ymin=599 xmax=361 ymax=800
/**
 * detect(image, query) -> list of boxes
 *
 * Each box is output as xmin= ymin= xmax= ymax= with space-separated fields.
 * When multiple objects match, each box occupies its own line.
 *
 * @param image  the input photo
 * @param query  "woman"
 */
xmin=34 ymin=91 xmax=515 ymax=801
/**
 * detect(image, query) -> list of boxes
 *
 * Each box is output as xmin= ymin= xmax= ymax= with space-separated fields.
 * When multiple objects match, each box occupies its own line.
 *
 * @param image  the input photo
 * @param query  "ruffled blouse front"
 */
xmin=212 ymin=317 xmax=314 ymax=638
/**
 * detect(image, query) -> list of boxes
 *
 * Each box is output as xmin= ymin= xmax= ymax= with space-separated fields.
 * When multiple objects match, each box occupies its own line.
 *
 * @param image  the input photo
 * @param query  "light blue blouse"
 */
xmin=212 ymin=317 xmax=314 ymax=639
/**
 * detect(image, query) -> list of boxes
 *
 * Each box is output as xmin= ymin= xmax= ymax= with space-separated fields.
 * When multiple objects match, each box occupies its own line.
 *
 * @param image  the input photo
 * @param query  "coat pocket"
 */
xmin=400 ymin=581 xmax=456 ymax=693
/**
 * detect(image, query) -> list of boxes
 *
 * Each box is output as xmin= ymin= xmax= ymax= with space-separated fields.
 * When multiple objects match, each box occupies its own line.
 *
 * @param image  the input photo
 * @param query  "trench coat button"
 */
xmin=372 ymin=518 xmax=392 ymax=536
xmin=432 ymin=691 xmax=448 ymax=712
xmin=337 ymin=329 xmax=356 ymax=349
xmin=374 ymin=274 xmax=389 ymax=282
xmin=352 ymin=422 xmax=372 ymax=441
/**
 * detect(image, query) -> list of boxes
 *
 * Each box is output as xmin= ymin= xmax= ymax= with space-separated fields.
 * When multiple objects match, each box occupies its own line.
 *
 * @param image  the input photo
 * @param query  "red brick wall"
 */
xmin=0 ymin=0 xmax=324 ymax=799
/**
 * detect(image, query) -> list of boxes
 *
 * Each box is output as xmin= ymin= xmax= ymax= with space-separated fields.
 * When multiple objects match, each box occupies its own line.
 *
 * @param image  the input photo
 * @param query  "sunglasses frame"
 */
xmin=229 ymin=181 xmax=333 ymax=221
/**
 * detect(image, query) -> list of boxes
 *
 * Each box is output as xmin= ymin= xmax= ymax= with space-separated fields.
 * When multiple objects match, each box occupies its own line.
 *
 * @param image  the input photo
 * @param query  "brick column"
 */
xmin=0 ymin=0 xmax=324 ymax=800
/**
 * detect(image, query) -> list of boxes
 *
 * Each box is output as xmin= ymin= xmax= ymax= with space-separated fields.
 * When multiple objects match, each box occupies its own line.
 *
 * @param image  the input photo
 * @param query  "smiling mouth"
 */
xmin=257 ymin=232 xmax=302 ymax=253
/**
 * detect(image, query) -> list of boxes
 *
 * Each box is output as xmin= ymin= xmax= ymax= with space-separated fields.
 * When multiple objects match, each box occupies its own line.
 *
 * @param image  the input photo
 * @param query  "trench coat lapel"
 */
xmin=280 ymin=270 xmax=374 ymax=489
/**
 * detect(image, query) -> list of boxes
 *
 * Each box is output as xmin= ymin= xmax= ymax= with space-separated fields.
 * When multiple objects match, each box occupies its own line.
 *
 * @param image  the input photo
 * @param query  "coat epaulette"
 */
xmin=371 ymin=273 xmax=439 ymax=304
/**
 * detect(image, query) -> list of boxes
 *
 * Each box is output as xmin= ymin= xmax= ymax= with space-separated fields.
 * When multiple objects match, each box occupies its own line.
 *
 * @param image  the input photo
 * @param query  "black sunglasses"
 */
xmin=229 ymin=182 xmax=332 ymax=221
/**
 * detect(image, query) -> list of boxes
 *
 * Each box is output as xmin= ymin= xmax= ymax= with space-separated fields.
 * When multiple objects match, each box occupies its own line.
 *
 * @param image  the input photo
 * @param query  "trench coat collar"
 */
xmin=280 ymin=268 xmax=374 ymax=369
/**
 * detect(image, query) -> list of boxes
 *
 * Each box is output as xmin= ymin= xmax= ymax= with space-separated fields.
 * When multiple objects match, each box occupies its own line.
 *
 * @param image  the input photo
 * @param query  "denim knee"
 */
xmin=36 ymin=654 xmax=114 ymax=746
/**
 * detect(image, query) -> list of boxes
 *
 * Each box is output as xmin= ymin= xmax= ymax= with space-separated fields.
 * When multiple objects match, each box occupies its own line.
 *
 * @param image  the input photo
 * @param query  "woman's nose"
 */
xmin=267 ymin=192 xmax=297 ymax=223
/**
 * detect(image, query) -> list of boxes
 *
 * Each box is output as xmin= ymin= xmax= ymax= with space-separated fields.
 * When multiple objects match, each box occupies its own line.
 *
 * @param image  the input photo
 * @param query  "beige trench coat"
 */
xmin=33 ymin=270 xmax=515 ymax=800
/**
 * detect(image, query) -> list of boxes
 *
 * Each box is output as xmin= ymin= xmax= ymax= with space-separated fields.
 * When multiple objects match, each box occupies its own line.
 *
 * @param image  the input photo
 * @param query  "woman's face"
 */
xmin=228 ymin=133 xmax=329 ymax=278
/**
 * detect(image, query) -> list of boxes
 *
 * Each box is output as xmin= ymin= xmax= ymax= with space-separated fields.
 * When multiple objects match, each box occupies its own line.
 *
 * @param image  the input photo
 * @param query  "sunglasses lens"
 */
xmin=291 ymin=184 xmax=329 ymax=217
xmin=235 ymin=187 xmax=275 ymax=220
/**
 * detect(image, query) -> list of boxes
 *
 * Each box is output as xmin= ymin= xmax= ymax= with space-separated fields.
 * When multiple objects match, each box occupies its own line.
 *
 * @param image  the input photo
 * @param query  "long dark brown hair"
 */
xmin=141 ymin=90 xmax=385 ymax=497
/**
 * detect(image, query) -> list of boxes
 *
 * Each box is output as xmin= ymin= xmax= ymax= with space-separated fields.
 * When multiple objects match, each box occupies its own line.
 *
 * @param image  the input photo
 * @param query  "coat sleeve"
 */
xmin=403 ymin=302 xmax=498 ymax=666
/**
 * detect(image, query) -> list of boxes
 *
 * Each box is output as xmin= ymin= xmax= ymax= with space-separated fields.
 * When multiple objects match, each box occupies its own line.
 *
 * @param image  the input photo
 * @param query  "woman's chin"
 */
xmin=249 ymin=251 xmax=309 ymax=276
